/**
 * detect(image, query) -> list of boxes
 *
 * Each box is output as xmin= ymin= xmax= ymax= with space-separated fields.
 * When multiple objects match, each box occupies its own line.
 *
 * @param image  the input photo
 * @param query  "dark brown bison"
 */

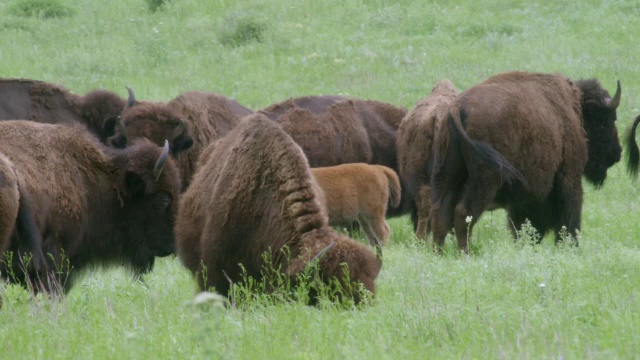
xmin=0 ymin=121 xmax=181 ymax=293
xmin=430 ymin=71 xmax=622 ymax=252
xmin=0 ymin=78 xmax=127 ymax=143
xmin=397 ymin=80 xmax=459 ymax=240
xmin=311 ymin=163 xmax=401 ymax=247
xmin=107 ymin=89 xmax=253 ymax=189
xmin=259 ymin=96 xmax=410 ymax=218
xmin=176 ymin=114 xmax=382 ymax=303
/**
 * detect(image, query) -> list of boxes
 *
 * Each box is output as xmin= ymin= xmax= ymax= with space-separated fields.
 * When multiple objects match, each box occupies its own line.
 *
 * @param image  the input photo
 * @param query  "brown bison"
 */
xmin=430 ymin=71 xmax=622 ymax=252
xmin=0 ymin=121 xmax=181 ymax=293
xmin=0 ymin=78 xmax=127 ymax=143
xmin=258 ymin=96 xmax=405 ymax=171
xmin=311 ymin=163 xmax=401 ymax=247
xmin=259 ymin=96 xmax=410 ymax=218
xmin=397 ymin=80 xmax=459 ymax=240
xmin=176 ymin=114 xmax=382 ymax=303
xmin=107 ymin=89 xmax=253 ymax=189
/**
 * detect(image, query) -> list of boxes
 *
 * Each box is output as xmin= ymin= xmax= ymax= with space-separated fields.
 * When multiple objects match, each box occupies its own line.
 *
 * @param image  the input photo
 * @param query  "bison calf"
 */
xmin=0 ymin=121 xmax=181 ymax=293
xmin=397 ymin=80 xmax=458 ymax=240
xmin=311 ymin=163 xmax=401 ymax=247
xmin=177 ymin=114 xmax=382 ymax=304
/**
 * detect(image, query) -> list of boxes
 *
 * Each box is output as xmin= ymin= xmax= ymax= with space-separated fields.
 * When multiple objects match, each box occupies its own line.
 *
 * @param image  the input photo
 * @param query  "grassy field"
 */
xmin=1 ymin=0 xmax=640 ymax=358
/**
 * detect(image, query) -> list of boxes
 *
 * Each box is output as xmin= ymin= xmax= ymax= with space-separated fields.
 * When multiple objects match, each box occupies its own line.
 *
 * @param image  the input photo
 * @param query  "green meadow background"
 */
xmin=1 ymin=0 xmax=640 ymax=358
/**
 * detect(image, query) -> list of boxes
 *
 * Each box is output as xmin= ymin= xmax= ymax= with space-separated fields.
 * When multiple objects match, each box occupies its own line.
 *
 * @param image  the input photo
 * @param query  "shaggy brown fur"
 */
xmin=311 ymin=163 xmax=401 ymax=247
xmin=430 ymin=71 xmax=622 ymax=252
xmin=0 ymin=78 xmax=126 ymax=143
xmin=176 ymin=114 xmax=381 ymax=303
xmin=0 ymin=121 xmax=181 ymax=293
xmin=108 ymin=90 xmax=253 ymax=189
xmin=397 ymin=80 xmax=459 ymax=240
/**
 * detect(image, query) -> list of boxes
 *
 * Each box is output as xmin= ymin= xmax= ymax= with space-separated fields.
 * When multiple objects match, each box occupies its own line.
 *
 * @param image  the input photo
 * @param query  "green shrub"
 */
xmin=218 ymin=12 xmax=267 ymax=47
xmin=8 ymin=0 xmax=75 ymax=19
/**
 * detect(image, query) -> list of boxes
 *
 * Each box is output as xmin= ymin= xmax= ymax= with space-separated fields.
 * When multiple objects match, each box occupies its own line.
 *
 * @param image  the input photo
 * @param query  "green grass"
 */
xmin=1 ymin=0 xmax=640 ymax=358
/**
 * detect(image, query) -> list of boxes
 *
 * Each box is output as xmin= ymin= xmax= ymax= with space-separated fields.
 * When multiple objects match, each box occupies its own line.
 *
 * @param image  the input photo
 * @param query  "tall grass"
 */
xmin=1 ymin=0 xmax=640 ymax=358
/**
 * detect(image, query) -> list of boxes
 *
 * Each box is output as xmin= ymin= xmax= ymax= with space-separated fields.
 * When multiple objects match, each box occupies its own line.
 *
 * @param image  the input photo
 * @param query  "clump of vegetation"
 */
xmin=145 ymin=0 xmax=173 ymax=12
xmin=218 ymin=12 xmax=267 ymax=47
xmin=8 ymin=0 xmax=75 ymax=19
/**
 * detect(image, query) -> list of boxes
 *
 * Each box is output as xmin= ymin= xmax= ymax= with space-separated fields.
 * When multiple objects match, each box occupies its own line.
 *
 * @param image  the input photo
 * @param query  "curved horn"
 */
xmin=153 ymin=139 xmax=170 ymax=182
xmin=124 ymin=86 xmax=136 ymax=111
xmin=606 ymin=80 xmax=621 ymax=110
xmin=626 ymin=115 xmax=640 ymax=179
xmin=306 ymin=242 xmax=335 ymax=281
xmin=171 ymin=121 xmax=186 ymax=141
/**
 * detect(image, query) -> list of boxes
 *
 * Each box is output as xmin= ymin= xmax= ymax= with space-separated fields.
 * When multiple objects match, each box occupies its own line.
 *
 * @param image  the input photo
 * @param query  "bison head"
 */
xmin=289 ymin=229 xmax=382 ymax=305
xmin=577 ymin=79 xmax=622 ymax=187
xmin=79 ymin=90 xmax=127 ymax=143
xmin=107 ymin=87 xmax=194 ymax=157
xmin=114 ymin=139 xmax=182 ymax=275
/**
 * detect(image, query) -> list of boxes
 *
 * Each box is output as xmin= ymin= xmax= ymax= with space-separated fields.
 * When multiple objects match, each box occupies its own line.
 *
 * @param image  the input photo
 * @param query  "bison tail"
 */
xmin=15 ymin=190 xmax=48 ymax=273
xmin=448 ymin=108 xmax=526 ymax=186
xmin=625 ymin=115 xmax=640 ymax=178
xmin=381 ymin=167 xmax=402 ymax=208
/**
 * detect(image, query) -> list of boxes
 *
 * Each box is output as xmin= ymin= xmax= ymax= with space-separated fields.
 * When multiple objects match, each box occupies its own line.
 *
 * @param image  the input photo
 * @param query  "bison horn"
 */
xmin=171 ymin=121 xmax=186 ymax=141
xmin=606 ymin=80 xmax=621 ymax=110
xmin=307 ymin=242 xmax=335 ymax=281
xmin=126 ymin=86 xmax=136 ymax=107
xmin=153 ymin=139 xmax=170 ymax=182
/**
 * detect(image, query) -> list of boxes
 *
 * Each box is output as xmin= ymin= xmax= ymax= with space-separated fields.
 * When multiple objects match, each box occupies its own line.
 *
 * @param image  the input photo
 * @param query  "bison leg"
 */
xmin=551 ymin=174 xmax=583 ymax=245
xmin=506 ymin=202 xmax=552 ymax=242
xmin=415 ymin=184 xmax=431 ymax=241
xmin=430 ymin=200 xmax=453 ymax=254
xmin=357 ymin=215 xmax=384 ymax=248
xmin=453 ymin=174 xmax=502 ymax=252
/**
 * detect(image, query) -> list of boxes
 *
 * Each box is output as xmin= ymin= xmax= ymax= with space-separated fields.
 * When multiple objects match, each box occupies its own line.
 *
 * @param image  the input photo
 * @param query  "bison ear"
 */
xmin=124 ymin=171 xmax=147 ymax=200
xmin=171 ymin=135 xmax=194 ymax=155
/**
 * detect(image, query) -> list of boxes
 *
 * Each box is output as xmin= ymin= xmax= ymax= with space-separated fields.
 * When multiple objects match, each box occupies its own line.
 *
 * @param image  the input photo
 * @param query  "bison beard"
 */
xmin=176 ymin=113 xmax=382 ymax=304
xmin=0 ymin=121 xmax=181 ymax=294
xmin=430 ymin=71 xmax=621 ymax=252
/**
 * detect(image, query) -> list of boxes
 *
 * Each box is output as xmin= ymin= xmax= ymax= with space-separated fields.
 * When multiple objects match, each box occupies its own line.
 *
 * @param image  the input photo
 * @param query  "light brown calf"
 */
xmin=311 ymin=163 xmax=401 ymax=247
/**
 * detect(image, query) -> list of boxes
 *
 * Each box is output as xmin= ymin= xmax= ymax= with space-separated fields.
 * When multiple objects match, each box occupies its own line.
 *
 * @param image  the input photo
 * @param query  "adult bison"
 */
xmin=0 ymin=78 xmax=127 ymax=143
xmin=259 ymin=96 xmax=410 ymax=218
xmin=397 ymin=80 xmax=459 ymax=240
xmin=430 ymin=71 xmax=622 ymax=252
xmin=0 ymin=121 xmax=181 ymax=293
xmin=107 ymin=89 xmax=253 ymax=189
xmin=625 ymin=115 xmax=640 ymax=177
xmin=176 ymin=114 xmax=382 ymax=304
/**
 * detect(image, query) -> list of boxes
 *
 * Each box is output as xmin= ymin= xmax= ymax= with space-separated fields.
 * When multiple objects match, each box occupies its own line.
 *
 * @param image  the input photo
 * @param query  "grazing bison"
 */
xmin=0 ymin=78 xmax=127 ymax=143
xmin=430 ymin=71 xmax=622 ymax=252
xmin=108 ymin=89 xmax=253 ymax=189
xmin=311 ymin=163 xmax=401 ymax=247
xmin=397 ymin=80 xmax=459 ymax=240
xmin=176 ymin=114 xmax=382 ymax=303
xmin=0 ymin=121 xmax=181 ymax=293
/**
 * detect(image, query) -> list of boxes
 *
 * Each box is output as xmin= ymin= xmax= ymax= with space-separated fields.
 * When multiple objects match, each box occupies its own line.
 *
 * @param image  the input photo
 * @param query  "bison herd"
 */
xmin=0 ymin=70 xmax=635 ymax=304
